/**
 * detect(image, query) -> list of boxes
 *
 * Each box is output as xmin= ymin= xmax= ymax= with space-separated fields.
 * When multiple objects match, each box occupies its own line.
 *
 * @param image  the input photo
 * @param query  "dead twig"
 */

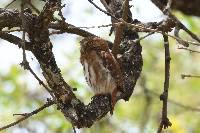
xmin=181 ymin=74 xmax=200 ymax=79
xmin=0 ymin=100 xmax=54 ymax=131
xmin=157 ymin=34 xmax=172 ymax=133
xmin=178 ymin=47 xmax=200 ymax=54
xmin=88 ymin=0 xmax=118 ymax=21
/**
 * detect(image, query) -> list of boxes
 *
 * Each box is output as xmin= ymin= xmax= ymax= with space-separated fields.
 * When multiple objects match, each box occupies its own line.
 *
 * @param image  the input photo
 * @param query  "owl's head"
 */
xmin=80 ymin=37 xmax=109 ymax=53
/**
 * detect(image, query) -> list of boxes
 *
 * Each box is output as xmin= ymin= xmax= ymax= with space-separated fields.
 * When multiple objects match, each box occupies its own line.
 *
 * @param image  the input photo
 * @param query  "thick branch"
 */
xmin=0 ymin=8 xmax=21 ymax=29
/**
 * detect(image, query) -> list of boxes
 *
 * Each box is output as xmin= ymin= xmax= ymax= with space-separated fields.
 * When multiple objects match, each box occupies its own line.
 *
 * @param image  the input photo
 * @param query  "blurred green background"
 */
xmin=0 ymin=0 xmax=200 ymax=133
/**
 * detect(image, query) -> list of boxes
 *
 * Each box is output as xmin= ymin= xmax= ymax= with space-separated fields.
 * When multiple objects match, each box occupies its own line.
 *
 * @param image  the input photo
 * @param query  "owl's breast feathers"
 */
xmin=80 ymin=37 xmax=123 ymax=95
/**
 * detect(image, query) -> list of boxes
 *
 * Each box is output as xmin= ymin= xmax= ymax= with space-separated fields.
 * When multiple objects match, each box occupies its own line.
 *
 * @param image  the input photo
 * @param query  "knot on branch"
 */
xmin=160 ymin=93 xmax=167 ymax=101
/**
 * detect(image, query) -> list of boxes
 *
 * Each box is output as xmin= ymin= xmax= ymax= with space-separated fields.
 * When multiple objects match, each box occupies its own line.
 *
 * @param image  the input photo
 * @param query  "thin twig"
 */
xmin=49 ymin=24 xmax=112 ymax=35
xmin=13 ymin=113 xmax=29 ymax=116
xmin=0 ymin=100 xmax=54 ymax=131
xmin=5 ymin=0 xmax=17 ymax=8
xmin=173 ymin=14 xmax=200 ymax=43
xmin=100 ymin=0 xmax=112 ymax=13
xmin=19 ymin=0 xmax=54 ymax=98
xmin=49 ymin=24 xmax=113 ymax=35
xmin=135 ymin=31 xmax=155 ymax=43
xmin=49 ymin=22 xmax=96 ymax=37
xmin=153 ymin=0 xmax=200 ymax=43
xmin=181 ymin=74 xmax=200 ymax=79
xmin=77 ymin=24 xmax=112 ymax=29
xmin=27 ymin=65 xmax=53 ymax=94
xmin=20 ymin=0 xmax=27 ymax=64
xmin=121 ymin=20 xmax=200 ymax=46
xmin=88 ymin=0 xmax=118 ymax=21
xmin=157 ymin=34 xmax=172 ymax=133
xmin=178 ymin=47 xmax=200 ymax=54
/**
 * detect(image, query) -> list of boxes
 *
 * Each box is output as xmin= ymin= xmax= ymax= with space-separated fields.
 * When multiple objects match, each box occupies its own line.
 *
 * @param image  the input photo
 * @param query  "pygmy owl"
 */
xmin=80 ymin=37 xmax=123 ymax=113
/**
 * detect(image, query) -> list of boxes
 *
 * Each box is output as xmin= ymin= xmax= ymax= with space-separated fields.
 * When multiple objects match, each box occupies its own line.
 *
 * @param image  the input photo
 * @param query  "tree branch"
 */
xmin=49 ymin=22 xmax=96 ymax=37
xmin=181 ymin=74 xmax=200 ymax=79
xmin=0 ymin=32 xmax=32 ymax=51
xmin=151 ymin=0 xmax=200 ymax=44
xmin=0 ymin=100 xmax=54 ymax=131
xmin=158 ymin=34 xmax=172 ymax=133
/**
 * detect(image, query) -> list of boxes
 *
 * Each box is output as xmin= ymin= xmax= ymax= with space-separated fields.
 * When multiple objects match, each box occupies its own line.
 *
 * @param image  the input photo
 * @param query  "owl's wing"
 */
xmin=98 ymin=51 xmax=123 ymax=89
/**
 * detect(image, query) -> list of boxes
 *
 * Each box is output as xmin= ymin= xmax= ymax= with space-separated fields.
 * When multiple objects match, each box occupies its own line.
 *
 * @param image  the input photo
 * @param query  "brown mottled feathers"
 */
xmin=99 ymin=50 xmax=123 ymax=90
xmin=80 ymin=37 xmax=123 ymax=92
xmin=80 ymin=37 xmax=123 ymax=113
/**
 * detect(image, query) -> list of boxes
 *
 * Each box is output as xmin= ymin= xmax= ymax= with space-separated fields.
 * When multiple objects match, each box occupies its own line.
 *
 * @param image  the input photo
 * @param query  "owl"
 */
xmin=80 ymin=37 xmax=123 ymax=113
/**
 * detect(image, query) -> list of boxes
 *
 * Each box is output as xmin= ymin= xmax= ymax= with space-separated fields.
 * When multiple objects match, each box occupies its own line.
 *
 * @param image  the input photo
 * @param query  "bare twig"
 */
xmin=88 ymin=0 xmax=118 ymax=21
xmin=26 ymin=64 xmax=53 ymax=94
xmin=176 ymin=17 xmax=200 ymax=44
xmin=100 ymin=0 xmax=112 ymax=13
xmin=77 ymin=24 xmax=112 ymax=29
xmin=174 ymin=26 xmax=189 ymax=47
xmin=0 ymin=100 xmax=54 ymax=131
xmin=49 ymin=22 xmax=96 ymax=37
xmin=158 ymin=34 xmax=172 ymax=133
xmin=181 ymin=74 xmax=200 ymax=79
xmin=20 ymin=0 xmax=56 ymax=101
xmin=152 ymin=0 xmax=200 ymax=44
xmin=19 ymin=0 xmax=54 ymax=97
xmin=5 ymin=0 xmax=17 ymax=8
xmin=13 ymin=113 xmax=29 ymax=116
xmin=20 ymin=0 xmax=27 ymax=66
xmin=178 ymin=47 xmax=200 ymax=54
xmin=50 ymin=23 xmax=113 ymax=35
xmin=135 ymin=31 xmax=155 ymax=43
xmin=121 ymin=20 xmax=200 ymax=46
